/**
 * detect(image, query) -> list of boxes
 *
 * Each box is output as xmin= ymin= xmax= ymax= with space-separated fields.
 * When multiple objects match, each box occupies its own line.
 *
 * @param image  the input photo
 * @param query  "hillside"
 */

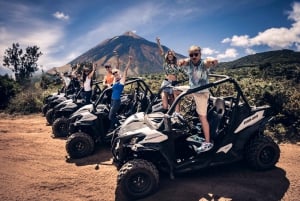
xmin=66 ymin=31 xmax=184 ymax=76
xmin=217 ymin=49 xmax=300 ymax=69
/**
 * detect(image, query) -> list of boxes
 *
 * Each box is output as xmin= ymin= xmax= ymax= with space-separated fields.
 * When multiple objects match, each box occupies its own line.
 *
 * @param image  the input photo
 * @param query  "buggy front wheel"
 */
xmin=66 ymin=132 xmax=95 ymax=159
xmin=52 ymin=117 xmax=69 ymax=138
xmin=117 ymin=159 xmax=159 ymax=199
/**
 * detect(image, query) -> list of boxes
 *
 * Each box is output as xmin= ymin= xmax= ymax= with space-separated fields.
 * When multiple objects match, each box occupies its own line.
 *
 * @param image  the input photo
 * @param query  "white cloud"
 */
xmin=202 ymin=47 xmax=218 ymax=55
xmin=0 ymin=3 xmax=67 ymax=70
xmin=229 ymin=35 xmax=251 ymax=47
xmin=216 ymin=48 xmax=238 ymax=60
xmin=222 ymin=2 xmax=300 ymax=49
xmin=53 ymin=11 xmax=69 ymax=20
xmin=245 ymin=48 xmax=256 ymax=55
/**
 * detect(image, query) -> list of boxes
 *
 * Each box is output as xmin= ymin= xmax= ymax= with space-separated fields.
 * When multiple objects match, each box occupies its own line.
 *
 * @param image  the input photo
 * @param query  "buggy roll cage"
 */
xmin=166 ymin=74 xmax=251 ymax=116
xmin=92 ymin=77 xmax=155 ymax=112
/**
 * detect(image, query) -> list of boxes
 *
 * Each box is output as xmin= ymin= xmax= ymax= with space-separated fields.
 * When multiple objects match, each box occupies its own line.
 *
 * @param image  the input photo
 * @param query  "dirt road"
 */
xmin=0 ymin=114 xmax=299 ymax=201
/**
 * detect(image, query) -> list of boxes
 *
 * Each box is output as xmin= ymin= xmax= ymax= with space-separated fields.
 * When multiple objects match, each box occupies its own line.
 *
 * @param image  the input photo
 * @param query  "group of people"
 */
xmin=70 ymin=56 xmax=132 ymax=132
xmin=156 ymin=37 xmax=218 ymax=152
xmin=68 ymin=37 xmax=218 ymax=152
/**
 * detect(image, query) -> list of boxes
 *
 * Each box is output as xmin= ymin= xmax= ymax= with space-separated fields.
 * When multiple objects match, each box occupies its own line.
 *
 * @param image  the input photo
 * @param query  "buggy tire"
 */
xmin=42 ymin=104 xmax=48 ymax=116
xmin=52 ymin=117 xmax=69 ymax=138
xmin=66 ymin=132 xmax=95 ymax=159
xmin=245 ymin=135 xmax=280 ymax=170
xmin=46 ymin=108 xmax=55 ymax=125
xmin=117 ymin=159 xmax=159 ymax=199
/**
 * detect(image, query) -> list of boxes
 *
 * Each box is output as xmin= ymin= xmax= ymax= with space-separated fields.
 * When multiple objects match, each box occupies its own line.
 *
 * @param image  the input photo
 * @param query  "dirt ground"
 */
xmin=0 ymin=114 xmax=299 ymax=201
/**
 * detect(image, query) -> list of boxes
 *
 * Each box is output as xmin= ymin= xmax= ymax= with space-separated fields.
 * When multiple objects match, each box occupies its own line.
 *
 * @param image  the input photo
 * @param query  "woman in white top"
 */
xmin=82 ymin=64 xmax=96 ymax=104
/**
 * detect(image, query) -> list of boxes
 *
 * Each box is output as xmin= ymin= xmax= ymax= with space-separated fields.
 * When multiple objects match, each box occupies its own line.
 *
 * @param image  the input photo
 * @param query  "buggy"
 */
xmin=65 ymin=77 xmax=160 ymax=159
xmin=45 ymin=81 xmax=102 ymax=125
xmin=111 ymin=74 xmax=280 ymax=199
xmin=42 ymin=76 xmax=81 ymax=116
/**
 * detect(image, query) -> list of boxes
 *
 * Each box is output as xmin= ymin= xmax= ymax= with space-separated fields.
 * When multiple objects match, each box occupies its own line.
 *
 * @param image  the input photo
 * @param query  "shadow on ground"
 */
xmin=115 ymin=161 xmax=289 ymax=201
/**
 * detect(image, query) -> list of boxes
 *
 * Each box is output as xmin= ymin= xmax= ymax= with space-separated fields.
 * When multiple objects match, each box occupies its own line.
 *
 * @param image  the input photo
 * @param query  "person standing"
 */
xmin=156 ymin=37 xmax=182 ymax=113
xmin=103 ymin=63 xmax=114 ymax=89
xmin=178 ymin=45 xmax=218 ymax=152
xmin=108 ymin=56 xmax=132 ymax=131
xmin=82 ymin=63 xmax=96 ymax=104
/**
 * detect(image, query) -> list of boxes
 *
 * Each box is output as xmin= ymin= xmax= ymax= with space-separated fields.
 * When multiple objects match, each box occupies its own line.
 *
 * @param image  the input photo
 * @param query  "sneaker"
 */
xmin=196 ymin=142 xmax=213 ymax=153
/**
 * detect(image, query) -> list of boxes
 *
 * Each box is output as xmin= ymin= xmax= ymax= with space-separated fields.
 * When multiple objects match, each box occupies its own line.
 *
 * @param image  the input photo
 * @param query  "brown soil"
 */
xmin=0 ymin=114 xmax=299 ymax=201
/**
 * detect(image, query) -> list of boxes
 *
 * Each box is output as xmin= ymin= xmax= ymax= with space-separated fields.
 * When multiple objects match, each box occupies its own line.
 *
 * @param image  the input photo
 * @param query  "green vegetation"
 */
xmin=0 ymin=75 xmax=20 ymax=109
xmin=213 ymin=63 xmax=300 ymax=143
xmin=3 ymin=43 xmax=42 ymax=84
xmin=0 ymin=49 xmax=299 ymax=143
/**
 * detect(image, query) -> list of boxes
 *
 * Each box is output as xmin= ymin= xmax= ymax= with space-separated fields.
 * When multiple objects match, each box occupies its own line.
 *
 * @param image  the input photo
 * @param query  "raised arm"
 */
xmin=156 ymin=37 xmax=164 ymax=56
xmin=204 ymin=57 xmax=218 ymax=68
xmin=71 ymin=63 xmax=81 ymax=78
xmin=178 ymin=58 xmax=190 ymax=67
xmin=88 ymin=63 xmax=97 ymax=79
xmin=120 ymin=56 xmax=132 ymax=85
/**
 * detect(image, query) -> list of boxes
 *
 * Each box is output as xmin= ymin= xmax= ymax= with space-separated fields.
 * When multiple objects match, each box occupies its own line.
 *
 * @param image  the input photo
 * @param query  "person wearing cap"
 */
xmin=178 ymin=45 xmax=218 ymax=152
xmin=103 ymin=63 xmax=114 ymax=89
xmin=82 ymin=63 xmax=96 ymax=104
xmin=108 ymin=56 xmax=132 ymax=131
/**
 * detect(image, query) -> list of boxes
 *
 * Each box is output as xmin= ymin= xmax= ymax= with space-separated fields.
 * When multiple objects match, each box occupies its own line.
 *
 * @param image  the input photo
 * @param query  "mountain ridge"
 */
xmin=217 ymin=49 xmax=300 ymax=69
xmin=49 ymin=32 xmax=300 ymax=75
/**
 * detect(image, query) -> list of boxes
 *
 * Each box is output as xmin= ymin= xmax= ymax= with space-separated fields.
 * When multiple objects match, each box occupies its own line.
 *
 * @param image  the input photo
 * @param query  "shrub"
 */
xmin=0 ymin=75 xmax=20 ymax=109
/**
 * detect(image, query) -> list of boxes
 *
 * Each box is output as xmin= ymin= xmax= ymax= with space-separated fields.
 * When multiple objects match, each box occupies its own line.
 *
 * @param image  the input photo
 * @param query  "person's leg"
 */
xmin=109 ymin=99 xmax=121 ymax=129
xmin=199 ymin=115 xmax=210 ymax=143
xmin=160 ymin=80 xmax=170 ymax=110
xmin=161 ymin=91 xmax=169 ymax=110
xmin=85 ymin=91 xmax=92 ymax=104
xmin=173 ymin=90 xmax=181 ymax=113
xmin=193 ymin=92 xmax=209 ymax=139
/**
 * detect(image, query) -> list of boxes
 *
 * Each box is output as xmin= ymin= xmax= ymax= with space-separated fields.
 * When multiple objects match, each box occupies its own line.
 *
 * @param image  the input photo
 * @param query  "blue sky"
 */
xmin=0 ymin=0 xmax=299 ymax=71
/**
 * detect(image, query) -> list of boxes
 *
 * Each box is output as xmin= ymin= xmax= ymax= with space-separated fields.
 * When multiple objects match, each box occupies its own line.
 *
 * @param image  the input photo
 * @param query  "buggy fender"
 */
xmin=73 ymin=111 xmax=97 ymax=126
xmin=130 ymin=142 xmax=175 ymax=180
xmin=234 ymin=110 xmax=269 ymax=134
xmin=234 ymin=116 xmax=273 ymax=151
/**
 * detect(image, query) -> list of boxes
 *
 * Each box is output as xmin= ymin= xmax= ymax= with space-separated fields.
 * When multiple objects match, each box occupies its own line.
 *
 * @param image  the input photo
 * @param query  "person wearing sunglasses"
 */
xmin=82 ymin=63 xmax=96 ymax=104
xmin=108 ymin=56 xmax=132 ymax=131
xmin=103 ymin=63 xmax=114 ymax=89
xmin=178 ymin=45 xmax=218 ymax=152
xmin=156 ymin=37 xmax=184 ymax=113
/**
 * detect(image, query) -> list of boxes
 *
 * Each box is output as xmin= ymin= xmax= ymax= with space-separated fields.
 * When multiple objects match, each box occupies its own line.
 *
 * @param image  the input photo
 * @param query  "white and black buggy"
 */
xmin=111 ymin=74 xmax=280 ymax=199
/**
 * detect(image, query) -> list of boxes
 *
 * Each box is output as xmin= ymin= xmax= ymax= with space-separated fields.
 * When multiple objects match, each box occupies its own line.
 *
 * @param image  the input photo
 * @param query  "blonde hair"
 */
xmin=188 ymin=45 xmax=201 ymax=53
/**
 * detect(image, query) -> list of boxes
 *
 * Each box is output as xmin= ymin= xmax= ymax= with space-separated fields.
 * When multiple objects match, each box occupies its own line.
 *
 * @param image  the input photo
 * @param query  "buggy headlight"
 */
xmin=129 ymin=135 xmax=145 ymax=145
xmin=130 ymin=137 xmax=139 ymax=145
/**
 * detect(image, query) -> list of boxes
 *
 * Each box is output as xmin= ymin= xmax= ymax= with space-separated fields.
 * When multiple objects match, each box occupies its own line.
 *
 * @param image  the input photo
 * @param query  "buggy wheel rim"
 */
xmin=260 ymin=146 xmax=276 ymax=164
xmin=58 ymin=122 xmax=68 ymax=134
xmin=75 ymin=142 xmax=86 ymax=152
xmin=127 ymin=173 xmax=152 ymax=194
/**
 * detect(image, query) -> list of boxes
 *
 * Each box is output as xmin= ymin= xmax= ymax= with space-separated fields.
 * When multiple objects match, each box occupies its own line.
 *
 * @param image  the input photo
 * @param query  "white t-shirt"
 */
xmin=84 ymin=77 xmax=92 ymax=91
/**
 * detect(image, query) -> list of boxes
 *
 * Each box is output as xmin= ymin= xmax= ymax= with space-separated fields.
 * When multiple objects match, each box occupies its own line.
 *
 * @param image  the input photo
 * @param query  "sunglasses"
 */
xmin=112 ymin=71 xmax=118 ymax=75
xmin=105 ymin=66 xmax=111 ymax=68
xmin=189 ymin=52 xmax=200 ymax=58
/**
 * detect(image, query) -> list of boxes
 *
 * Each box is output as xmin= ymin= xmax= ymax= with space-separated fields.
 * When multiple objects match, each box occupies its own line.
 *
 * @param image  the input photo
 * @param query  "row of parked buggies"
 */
xmin=42 ymin=74 xmax=280 ymax=199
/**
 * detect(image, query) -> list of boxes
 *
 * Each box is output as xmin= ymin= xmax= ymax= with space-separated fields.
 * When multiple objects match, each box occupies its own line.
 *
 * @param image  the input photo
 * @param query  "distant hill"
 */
xmin=59 ymin=31 xmax=185 ymax=76
xmin=52 ymin=31 xmax=300 ymax=77
xmin=217 ymin=49 xmax=300 ymax=69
